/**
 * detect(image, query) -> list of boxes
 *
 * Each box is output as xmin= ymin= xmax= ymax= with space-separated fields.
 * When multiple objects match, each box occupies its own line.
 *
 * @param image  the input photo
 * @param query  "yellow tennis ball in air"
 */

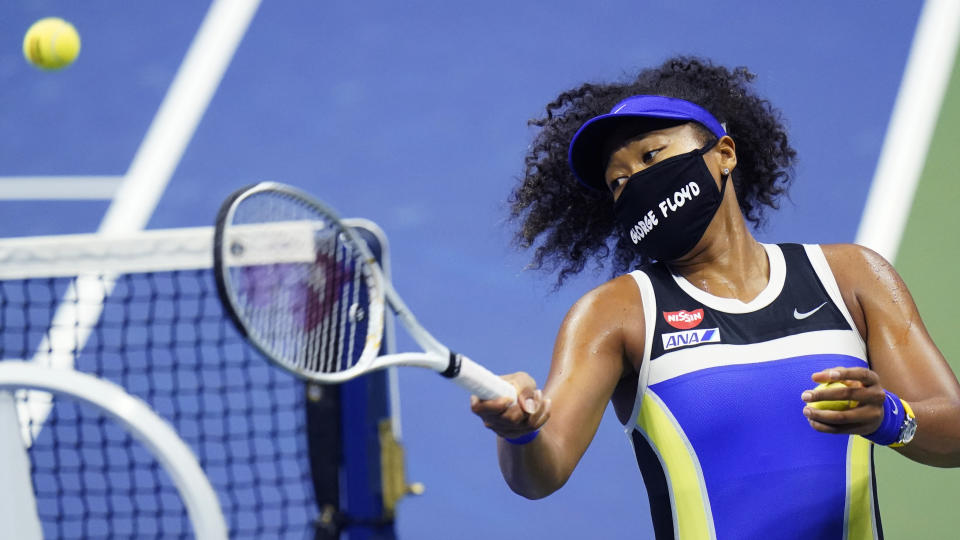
xmin=23 ymin=17 xmax=81 ymax=70
xmin=809 ymin=382 xmax=859 ymax=411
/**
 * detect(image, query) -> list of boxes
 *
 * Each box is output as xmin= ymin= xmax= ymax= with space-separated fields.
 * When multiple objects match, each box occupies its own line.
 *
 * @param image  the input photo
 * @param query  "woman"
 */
xmin=471 ymin=57 xmax=960 ymax=539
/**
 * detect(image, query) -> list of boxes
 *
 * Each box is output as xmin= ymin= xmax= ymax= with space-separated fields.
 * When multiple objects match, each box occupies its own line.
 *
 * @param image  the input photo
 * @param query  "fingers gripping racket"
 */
xmin=213 ymin=182 xmax=516 ymax=402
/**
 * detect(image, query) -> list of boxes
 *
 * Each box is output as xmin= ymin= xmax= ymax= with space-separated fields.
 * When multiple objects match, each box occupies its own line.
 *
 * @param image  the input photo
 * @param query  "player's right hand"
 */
xmin=470 ymin=371 xmax=551 ymax=440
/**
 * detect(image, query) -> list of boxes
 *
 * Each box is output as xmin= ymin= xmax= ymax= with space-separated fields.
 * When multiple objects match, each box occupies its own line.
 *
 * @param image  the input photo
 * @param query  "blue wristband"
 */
xmin=504 ymin=430 xmax=539 ymax=445
xmin=864 ymin=390 xmax=906 ymax=446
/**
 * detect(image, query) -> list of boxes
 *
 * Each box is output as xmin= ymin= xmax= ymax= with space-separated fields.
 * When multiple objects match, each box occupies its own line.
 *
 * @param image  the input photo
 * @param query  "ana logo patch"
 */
xmin=663 ymin=309 xmax=704 ymax=330
xmin=662 ymin=328 xmax=721 ymax=351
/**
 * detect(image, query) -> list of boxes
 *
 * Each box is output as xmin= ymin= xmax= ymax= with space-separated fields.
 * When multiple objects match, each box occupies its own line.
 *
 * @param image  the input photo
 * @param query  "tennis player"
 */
xmin=471 ymin=57 xmax=960 ymax=539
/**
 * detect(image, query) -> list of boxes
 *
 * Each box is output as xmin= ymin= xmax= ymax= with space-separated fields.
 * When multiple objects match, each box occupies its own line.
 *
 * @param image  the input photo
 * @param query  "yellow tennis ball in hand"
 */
xmin=23 ymin=17 xmax=81 ymax=70
xmin=809 ymin=382 xmax=859 ymax=411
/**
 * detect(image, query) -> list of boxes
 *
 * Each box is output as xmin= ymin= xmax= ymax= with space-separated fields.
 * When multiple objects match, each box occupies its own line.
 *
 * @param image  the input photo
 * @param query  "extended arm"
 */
xmin=471 ymin=275 xmax=644 ymax=498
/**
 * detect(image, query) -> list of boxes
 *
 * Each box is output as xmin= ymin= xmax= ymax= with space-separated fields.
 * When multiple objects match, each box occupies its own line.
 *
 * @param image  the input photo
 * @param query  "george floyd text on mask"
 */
xmin=614 ymin=144 xmax=727 ymax=262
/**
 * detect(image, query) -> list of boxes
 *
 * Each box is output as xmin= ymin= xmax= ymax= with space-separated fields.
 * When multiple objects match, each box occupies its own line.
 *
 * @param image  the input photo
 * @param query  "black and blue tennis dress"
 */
xmin=626 ymin=243 xmax=881 ymax=539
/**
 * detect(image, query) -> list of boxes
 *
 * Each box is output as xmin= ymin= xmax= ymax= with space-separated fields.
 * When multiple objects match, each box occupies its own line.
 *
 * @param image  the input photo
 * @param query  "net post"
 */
xmin=305 ymin=382 xmax=343 ymax=539
xmin=306 ymin=221 xmax=411 ymax=540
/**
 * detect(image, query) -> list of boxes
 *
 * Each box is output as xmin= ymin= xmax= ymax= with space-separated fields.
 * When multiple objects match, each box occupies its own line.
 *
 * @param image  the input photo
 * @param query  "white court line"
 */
xmin=855 ymin=0 xmax=960 ymax=262
xmin=0 ymin=176 xmax=123 ymax=200
xmin=101 ymin=0 xmax=261 ymax=234
xmin=19 ymin=0 xmax=262 ymax=444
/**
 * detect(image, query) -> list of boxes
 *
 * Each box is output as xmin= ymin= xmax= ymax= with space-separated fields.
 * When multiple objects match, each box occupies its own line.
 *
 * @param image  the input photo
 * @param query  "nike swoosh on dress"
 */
xmin=793 ymin=302 xmax=828 ymax=320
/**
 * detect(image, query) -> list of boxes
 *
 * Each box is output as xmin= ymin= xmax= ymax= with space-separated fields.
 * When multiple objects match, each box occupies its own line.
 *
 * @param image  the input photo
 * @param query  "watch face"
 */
xmin=900 ymin=417 xmax=918 ymax=444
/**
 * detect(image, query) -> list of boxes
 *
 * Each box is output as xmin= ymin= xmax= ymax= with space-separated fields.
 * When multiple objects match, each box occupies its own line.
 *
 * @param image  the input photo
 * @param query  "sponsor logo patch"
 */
xmin=662 ymin=328 xmax=721 ymax=351
xmin=663 ymin=308 xmax=704 ymax=330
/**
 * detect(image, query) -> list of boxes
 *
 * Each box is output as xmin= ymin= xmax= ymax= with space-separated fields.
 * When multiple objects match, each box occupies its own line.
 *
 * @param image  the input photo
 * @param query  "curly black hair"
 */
xmin=509 ymin=56 xmax=797 ymax=287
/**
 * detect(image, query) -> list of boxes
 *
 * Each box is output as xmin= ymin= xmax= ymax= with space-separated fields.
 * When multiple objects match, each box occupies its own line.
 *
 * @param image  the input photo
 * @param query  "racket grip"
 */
xmin=452 ymin=355 xmax=517 ymax=403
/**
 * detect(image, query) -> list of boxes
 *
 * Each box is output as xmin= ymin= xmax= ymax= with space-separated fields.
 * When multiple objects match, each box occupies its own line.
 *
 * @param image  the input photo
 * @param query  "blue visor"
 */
xmin=568 ymin=95 xmax=726 ymax=190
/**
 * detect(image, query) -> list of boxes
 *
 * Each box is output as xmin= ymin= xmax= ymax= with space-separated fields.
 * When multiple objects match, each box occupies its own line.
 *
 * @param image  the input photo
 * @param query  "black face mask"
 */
xmin=613 ymin=143 xmax=728 ymax=262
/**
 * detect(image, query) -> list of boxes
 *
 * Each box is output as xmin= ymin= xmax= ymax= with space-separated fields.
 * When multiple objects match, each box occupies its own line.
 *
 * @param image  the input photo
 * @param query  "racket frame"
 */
xmin=214 ymin=182 xmax=516 ymax=401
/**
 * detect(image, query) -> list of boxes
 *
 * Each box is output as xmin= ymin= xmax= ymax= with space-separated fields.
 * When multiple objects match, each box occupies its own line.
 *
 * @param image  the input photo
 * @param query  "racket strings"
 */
xmin=225 ymin=191 xmax=373 ymax=377
xmin=327 ymin=240 xmax=350 ymax=373
xmin=314 ymin=233 xmax=347 ymax=373
xmin=300 ymin=232 xmax=368 ymax=375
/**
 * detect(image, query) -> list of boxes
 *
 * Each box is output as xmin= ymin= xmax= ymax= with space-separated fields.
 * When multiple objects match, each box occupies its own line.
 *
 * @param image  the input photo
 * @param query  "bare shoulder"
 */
xmin=557 ymin=273 xmax=646 ymax=373
xmin=819 ymin=243 xmax=905 ymax=295
xmin=819 ymin=243 xmax=923 ymax=338
xmin=819 ymin=244 xmax=902 ymax=337
xmin=565 ymin=273 xmax=645 ymax=327
xmin=820 ymin=242 xmax=891 ymax=265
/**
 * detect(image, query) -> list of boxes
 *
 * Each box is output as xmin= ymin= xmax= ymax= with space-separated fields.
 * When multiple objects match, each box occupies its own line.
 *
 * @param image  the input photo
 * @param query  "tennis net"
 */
xmin=0 ymin=225 xmax=368 ymax=539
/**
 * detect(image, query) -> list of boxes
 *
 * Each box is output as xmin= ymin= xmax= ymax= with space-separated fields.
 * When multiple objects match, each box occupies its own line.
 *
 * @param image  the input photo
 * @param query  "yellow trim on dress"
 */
xmin=637 ymin=391 xmax=713 ymax=540
xmin=846 ymin=435 xmax=876 ymax=539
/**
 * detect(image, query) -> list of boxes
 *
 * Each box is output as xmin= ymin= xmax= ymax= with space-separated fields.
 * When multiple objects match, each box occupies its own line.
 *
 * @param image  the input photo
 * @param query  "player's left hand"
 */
xmin=801 ymin=367 xmax=887 ymax=435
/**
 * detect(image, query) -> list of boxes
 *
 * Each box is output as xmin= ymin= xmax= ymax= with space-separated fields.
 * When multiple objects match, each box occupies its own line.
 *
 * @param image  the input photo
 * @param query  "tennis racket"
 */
xmin=212 ymin=181 xmax=516 ymax=402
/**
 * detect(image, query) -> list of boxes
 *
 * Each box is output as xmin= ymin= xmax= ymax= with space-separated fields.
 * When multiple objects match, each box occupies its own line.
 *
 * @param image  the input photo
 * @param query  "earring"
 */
xmin=723 ymin=168 xmax=730 ymax=175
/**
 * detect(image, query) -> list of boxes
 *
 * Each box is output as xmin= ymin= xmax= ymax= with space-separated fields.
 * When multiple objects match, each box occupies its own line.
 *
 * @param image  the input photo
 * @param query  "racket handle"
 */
xmin=450 ymin=354 xmax=517 ymax=403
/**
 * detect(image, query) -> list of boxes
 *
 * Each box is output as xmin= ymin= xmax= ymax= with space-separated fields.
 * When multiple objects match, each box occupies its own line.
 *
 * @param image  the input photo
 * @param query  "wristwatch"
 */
xmin=890 ymin=399 xmax=917 ymax=448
